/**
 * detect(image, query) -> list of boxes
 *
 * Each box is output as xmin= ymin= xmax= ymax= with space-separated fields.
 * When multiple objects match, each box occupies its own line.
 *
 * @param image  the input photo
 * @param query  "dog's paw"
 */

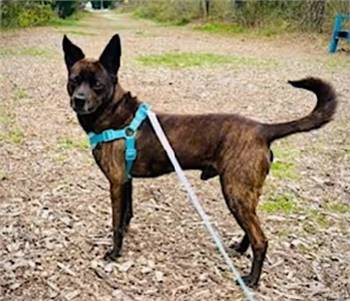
xmin=237 ymin=275 xmax=258 ymax=289
xmin=230 ymin=242 xmax=248 ymax=255
xmin=104 ymin=249 xmax=121 ymax=261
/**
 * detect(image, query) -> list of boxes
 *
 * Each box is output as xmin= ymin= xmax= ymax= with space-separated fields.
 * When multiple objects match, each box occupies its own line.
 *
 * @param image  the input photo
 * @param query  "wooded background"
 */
xmin=128 ymin=0 xmax=350 ymax=33
xmin=1 ymin=0 xmax=350 ymax=34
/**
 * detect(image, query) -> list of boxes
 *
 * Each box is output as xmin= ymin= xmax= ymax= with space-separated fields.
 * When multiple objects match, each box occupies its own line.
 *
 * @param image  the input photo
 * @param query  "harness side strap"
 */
xmin=128 ymin=103 xmax=150 ymax=132
xmin=87 ymin=103 xmax=151 ymax=178
xmin=88 ymin=129 xmax=125 ymax=150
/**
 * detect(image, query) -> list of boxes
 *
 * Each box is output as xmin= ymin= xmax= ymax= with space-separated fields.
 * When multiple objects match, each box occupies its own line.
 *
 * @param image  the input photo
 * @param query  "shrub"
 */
xmin=1 ymin=1 xmax=55 ymax=28
xmin=0 ymin=0 xmax=85 ymax=29
xmin=134 ymin=0 xmax=202 ymax=25
xmin=125 ymin=0 xmax=350 ymax=34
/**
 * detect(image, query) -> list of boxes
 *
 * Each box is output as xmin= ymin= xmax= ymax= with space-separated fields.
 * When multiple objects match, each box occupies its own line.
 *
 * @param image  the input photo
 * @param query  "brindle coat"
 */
xmin=62 ymin=34 xmax=337 ymax=287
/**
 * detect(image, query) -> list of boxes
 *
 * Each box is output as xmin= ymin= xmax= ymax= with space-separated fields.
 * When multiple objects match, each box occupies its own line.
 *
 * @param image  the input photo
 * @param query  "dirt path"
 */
xmin=1 ymin=12 xmax=349 ymax=301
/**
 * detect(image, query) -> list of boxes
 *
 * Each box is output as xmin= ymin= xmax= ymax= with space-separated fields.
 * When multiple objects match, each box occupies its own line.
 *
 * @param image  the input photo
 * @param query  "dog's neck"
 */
xmin=77 ymin=84 xmax=140 ymax=133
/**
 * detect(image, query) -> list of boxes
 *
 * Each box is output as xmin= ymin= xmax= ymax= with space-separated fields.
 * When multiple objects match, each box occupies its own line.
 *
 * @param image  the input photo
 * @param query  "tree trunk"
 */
xmin=201 ymin=0 xmax=210 ymax=17
xmin=234 ymin=0 xmax=245 ymax=9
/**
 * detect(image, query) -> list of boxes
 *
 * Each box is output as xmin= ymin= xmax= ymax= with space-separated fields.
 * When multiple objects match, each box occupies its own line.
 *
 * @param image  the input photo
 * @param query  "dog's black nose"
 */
xmin=74 ymin=94 xmax=85 ymax=109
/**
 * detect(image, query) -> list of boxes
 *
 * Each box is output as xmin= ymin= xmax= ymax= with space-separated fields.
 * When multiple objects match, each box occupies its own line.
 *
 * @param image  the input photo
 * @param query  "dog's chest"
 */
xmin=93 ymin=140 xmax=126 ymax=183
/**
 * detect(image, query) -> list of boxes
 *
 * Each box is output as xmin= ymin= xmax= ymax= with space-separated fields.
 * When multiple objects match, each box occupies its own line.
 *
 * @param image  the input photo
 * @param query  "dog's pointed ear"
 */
xmin=62 ymin=35 xmax=85 ymax=71
xmin=99 ymin=34 xmax=121 ymax=78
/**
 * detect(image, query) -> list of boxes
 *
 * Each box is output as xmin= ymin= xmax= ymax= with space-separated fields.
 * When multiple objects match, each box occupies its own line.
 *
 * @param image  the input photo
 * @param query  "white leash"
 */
xmin=147 ymin=110 xmax=256 ymax=301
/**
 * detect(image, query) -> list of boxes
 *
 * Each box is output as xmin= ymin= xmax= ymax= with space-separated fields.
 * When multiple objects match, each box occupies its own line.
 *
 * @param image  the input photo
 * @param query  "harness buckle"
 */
xmin=125 ymin=127 xmax=135 ymax=137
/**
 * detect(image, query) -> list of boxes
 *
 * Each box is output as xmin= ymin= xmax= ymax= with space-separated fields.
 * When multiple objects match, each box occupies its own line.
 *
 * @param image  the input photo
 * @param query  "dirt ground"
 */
xmin=1 ymin=12 xmax=349 ymax=301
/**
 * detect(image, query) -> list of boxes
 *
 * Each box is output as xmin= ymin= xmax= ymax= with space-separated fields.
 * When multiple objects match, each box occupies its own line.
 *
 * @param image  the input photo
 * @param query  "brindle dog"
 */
xmin=62 ymin=34 xmax=337 ymax=287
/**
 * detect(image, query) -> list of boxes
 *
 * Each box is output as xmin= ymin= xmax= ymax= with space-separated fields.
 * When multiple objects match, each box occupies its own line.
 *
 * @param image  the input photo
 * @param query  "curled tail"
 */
xmin=262 ymin=77 xmax=337 ymax=143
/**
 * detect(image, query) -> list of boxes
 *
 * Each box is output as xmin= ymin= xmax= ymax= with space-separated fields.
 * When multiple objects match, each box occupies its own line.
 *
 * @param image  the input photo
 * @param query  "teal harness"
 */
xmin=88 ymin=103 xmax=150 ymax=178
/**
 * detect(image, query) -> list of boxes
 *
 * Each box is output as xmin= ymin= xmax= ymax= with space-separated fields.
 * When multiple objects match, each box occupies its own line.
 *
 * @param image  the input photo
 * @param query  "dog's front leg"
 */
xmin=125 ymin=179 xmax=133 ymax=228
xmin=104 ymin=181 xmax=130 ymax=261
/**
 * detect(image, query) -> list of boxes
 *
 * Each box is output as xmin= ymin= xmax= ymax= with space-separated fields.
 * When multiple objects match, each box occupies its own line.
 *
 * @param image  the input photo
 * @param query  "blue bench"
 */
xmin=329 ymin=13 xmax=350 ymax=53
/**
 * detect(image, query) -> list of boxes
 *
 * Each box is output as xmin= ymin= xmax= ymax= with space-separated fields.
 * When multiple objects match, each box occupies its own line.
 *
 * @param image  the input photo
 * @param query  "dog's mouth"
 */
xmin=72 ymin=105 xmax=98 ymax=115
xmin=71 ymin=98 xmax=99 ymax=115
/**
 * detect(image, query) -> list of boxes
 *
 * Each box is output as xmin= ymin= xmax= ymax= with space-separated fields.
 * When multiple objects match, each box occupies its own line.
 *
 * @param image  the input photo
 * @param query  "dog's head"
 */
xmin=62 ymin=34 xmax=121 ymax=115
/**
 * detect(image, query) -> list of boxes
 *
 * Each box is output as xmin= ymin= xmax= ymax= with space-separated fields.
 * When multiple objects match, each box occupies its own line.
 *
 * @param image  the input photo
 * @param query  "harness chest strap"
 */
xmin=88 ymin=103 xmax=150 ymax=178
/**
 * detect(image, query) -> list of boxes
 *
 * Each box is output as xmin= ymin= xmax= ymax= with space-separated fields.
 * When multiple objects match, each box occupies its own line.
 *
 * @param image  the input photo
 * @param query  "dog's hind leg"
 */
xmin=220 ymin=176 xmax=268 ymax=287
xmin=231 ymin=233 xmax=250 ymax=255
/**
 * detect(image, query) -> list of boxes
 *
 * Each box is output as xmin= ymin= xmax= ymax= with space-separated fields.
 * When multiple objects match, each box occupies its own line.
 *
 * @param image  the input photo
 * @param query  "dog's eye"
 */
xmin=94 ymin=81 xmax=103 ymax=90
xmin=70 ymin=77 xmax=79 ymax=85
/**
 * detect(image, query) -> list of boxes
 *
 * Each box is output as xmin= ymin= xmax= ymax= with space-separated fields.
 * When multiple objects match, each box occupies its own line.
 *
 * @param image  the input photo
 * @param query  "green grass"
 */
xmin=47 ymin=11 xmax=91 ymax=28
xmin=0 ymin=47 xmax=54 ymax=58
xmin=323 ymin=55 xmax=350 ymax=70
xmin=194 ymin=20 xmax=290 ymax=38
xmin=270 ymin=146 xmax=299 ymax=180
xmin=137 ymin=52 xmax=275 ymax=69
xmin=1 ymin=126 xmax=25 ymax=145
xmin=271 ymin=161 xmax=298 ymax=180
xmin=324 ymin=202 xmax=350 ymax=214
xmin=58 ymin=137 xmax=89 ymax=151
xmin=48 ymin=18 xmax=81 ymax=27
xmin=0 ymin=106 xmax=11 ymax=125
xmin=7 ymin=128 xmax=24 ymax=144
xmin=307 ymin=209 xmax=331 ymax=230
xmin=194 ymin=23 xmax=245 ymax=34
xmin=260 ymin=193 xmax=299 ymax=214
xmin=0 ymin=106 xmax=24 ymax=144
xmin=13 ymin=88 xmax=29 ymax=101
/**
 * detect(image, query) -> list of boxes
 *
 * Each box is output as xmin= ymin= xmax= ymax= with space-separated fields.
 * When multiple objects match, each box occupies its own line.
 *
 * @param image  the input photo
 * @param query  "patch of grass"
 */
xmin=194 ymin=23 xmax=245 ymax=34
xmin=0 ymin=106 xmax=24 ymax=145
xmin=324 ymin=55 xmax=350 ymax=70
xmin=13 ymin=88 xmax=29 ymax=101
xmin=260 ymin=193 xmax=299 ymax=214
xmin=308 ymin=209 xmax=331 ymax=228
xmin=6 ymin=128 xmax=25 ymax=144
xmin=0 ymin=106 xmax=11 ymax=126
xmin=58 ymin=137 xmax=89 ymax=151
xmin=270 ymin=146 xmax=299 ymax=180
xmin=255 ymin=19 xmax=291 ymax=37
xmin=0 ymin=47 xmax=54 ymax=58
xmin=48 ymin=18 xmax=81 ymax=27
xmin=137 ymin=52 xmax=275 ymax=69
xmin=271 ymin=161 xmax=298 ymax=180
xmin=194 ymin=20 xmax=290 ymax=38
xmin=324 ymin=202 xmax=350 ymax=214
xmin=47 ymin=11 xmax=90 ymax=28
